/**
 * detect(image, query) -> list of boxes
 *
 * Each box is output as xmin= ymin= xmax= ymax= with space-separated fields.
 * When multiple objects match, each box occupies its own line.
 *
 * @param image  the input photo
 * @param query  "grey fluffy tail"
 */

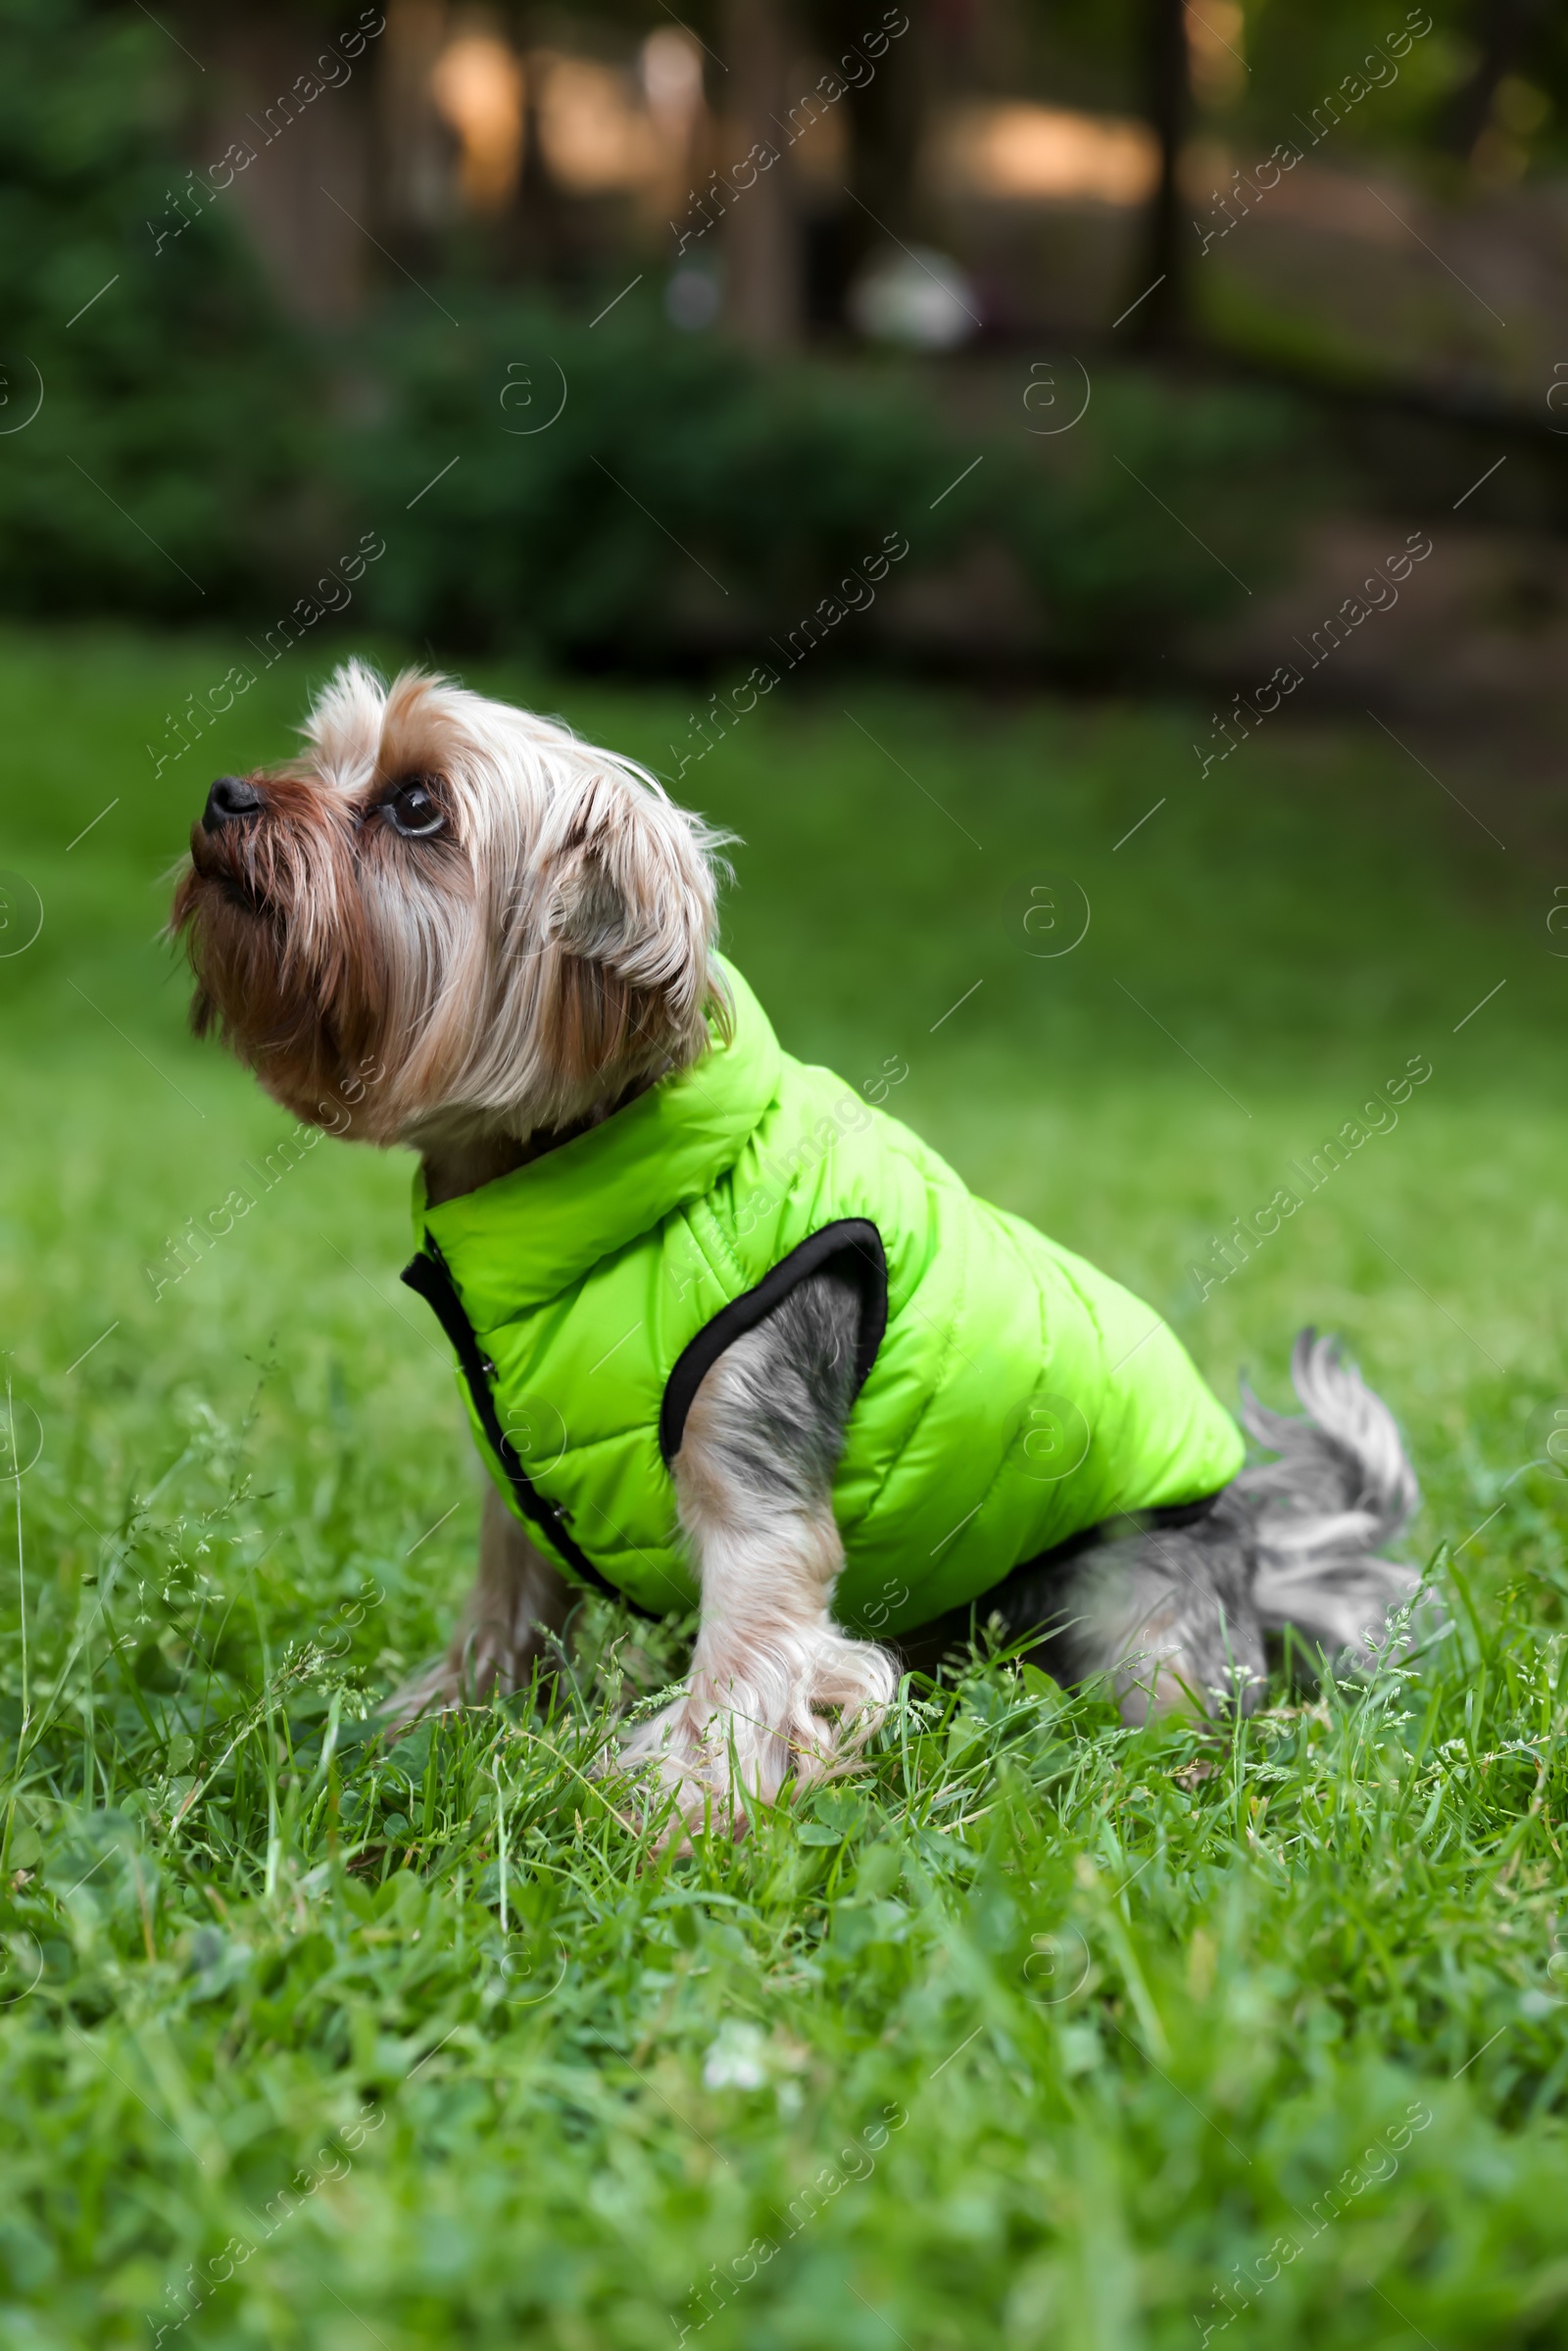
xmin=1234 ymin=1328 xmax=1423 ymax=1665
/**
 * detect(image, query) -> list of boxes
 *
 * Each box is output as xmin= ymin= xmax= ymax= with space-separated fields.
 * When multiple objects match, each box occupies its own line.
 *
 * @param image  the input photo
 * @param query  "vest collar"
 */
xmin=414 ymin=957 xmax=780 ymax=1325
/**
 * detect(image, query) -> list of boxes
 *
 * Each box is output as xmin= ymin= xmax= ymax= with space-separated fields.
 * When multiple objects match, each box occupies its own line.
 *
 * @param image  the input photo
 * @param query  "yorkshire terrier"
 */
xmin=173 ymin=664 xmax=1421 ymax=1828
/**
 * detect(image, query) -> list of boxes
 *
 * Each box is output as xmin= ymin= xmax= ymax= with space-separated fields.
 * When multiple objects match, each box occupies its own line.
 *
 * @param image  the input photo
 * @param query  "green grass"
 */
xmin=2 ymin=624 xmax=1567 ymax=2348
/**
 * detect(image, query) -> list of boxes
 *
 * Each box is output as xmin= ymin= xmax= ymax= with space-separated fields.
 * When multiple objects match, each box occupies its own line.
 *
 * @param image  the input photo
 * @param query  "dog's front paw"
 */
xmin=607 ymin=1697 xmax=867 ymax=1838
xmin=605 ymin=1622 xmax=898 ymax=1836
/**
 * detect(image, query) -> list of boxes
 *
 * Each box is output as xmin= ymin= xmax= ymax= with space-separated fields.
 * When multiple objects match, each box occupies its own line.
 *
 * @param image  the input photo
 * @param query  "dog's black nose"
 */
xmin=203 ymin=775 xmax=265 ymax=832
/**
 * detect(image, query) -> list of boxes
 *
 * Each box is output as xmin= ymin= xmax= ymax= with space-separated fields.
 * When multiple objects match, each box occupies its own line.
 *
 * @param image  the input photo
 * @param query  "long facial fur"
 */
xmin=172 ymin=661 xmax=730 ymax=1152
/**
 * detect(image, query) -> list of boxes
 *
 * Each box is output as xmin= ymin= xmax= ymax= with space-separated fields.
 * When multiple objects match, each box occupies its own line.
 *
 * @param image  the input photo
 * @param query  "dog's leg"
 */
xmin=383 ymin=1482 xmax=573 ymax=1734
xmin=612 ymin=1268 xmax=897 ymax=1830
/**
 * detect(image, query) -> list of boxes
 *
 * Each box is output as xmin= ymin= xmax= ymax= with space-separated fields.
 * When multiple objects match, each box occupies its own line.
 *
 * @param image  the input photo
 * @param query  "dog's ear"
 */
xmin=532 ymin=766 xmax=719 ymax=1084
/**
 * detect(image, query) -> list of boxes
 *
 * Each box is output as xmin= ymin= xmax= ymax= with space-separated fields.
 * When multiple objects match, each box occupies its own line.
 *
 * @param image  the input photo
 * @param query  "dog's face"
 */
xmin=172 ymin=664 xmax=722 ymax=1147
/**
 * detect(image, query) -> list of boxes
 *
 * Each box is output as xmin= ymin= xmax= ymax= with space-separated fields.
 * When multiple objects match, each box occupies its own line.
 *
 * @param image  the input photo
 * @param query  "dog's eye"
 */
xmin=383 ymin=780 xmax=444 ymax=839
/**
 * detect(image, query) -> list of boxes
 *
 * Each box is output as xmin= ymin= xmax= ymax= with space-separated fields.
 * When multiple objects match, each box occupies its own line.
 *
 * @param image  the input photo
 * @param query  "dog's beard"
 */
xmin=173 ymin=780 xmax=396 ymax=1132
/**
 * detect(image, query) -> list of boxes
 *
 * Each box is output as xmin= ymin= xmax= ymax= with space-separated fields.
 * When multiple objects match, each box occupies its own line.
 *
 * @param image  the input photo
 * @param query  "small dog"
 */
xmin=173 ymin=664 xmax=1421 ymax=1826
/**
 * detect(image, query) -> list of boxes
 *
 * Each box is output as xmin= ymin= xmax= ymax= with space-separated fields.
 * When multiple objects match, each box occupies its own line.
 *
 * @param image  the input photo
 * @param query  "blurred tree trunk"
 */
xmin=1129 ymin=0 xmax=1189 ymax=350
xmin=723 ymin=0 xmax=802 ymax=347
xmin=202 ymin=7 xmax=374 ymax=320
xmin=1445 ymin=0 xmax=1542 ymax=157
xmin=819 ymin=0 xmax=928 ymax=328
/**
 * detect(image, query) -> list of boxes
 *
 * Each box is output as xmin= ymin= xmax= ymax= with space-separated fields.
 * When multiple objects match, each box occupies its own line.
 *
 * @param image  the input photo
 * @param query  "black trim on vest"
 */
xmin=659 ymin=1218 xmax=889 ymax=1466
xmin=401 ymin=1239 xmax=659 ymax=1620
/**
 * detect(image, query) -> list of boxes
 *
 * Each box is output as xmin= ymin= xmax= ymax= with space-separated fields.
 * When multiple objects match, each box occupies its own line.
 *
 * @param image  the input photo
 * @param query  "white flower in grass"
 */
xmin=703 ymin=2021 xmax=768 ymax=2091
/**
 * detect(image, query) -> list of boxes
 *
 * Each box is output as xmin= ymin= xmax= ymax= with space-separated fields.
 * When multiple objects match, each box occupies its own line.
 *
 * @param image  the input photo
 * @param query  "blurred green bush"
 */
xmin=0 ymin=0 xmax=1307 ymax=671
xmin=338 ymin=295 xmax=956 ymax=664
xmin=1004 ymin=370 xmax=1306 ymax=667
xmin=0 ymin=0 xmax=311 ymax=616
xmin=341 ymin=297 xmax=1307 ymax=671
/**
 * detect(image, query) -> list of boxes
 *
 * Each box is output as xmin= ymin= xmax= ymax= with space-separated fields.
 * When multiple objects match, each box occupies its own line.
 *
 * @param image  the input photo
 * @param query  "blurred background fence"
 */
xmin=5 ymin=0 xmax=1568 ymax=705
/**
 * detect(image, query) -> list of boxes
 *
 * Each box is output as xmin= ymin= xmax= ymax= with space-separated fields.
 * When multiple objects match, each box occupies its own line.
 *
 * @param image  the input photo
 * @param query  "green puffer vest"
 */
xmin=402 ymin=961 xmax=1243 ymax=1636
